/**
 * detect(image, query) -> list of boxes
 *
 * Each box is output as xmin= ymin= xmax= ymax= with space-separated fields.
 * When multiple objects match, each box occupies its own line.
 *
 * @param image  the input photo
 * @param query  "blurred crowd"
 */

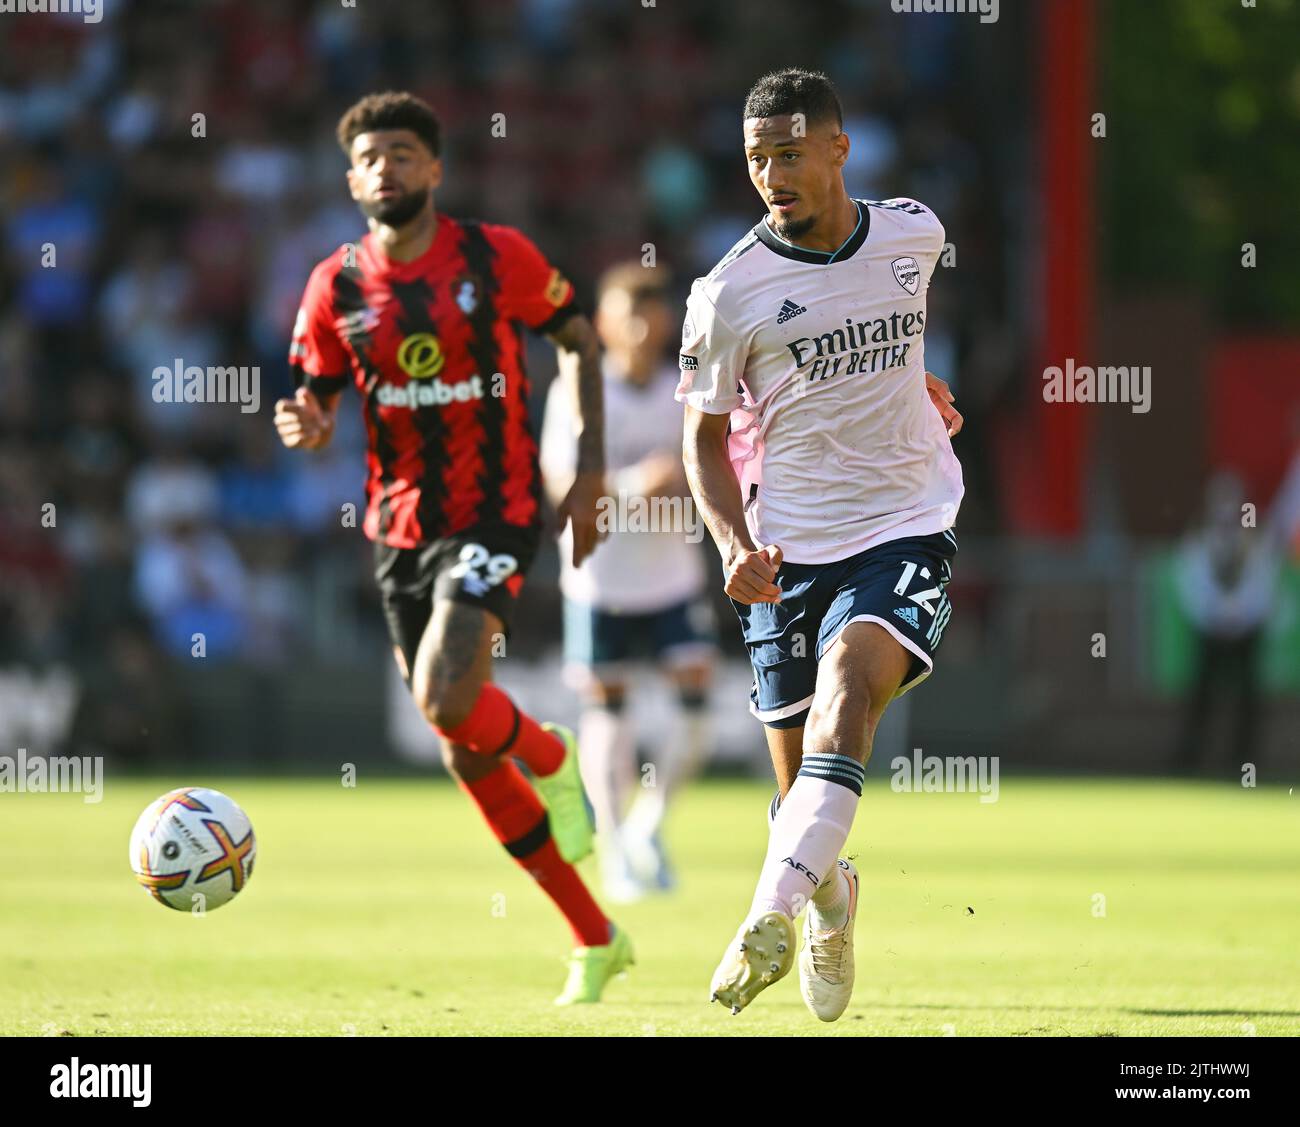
xmin=0 ymin=0 xmax=1013 ymax=755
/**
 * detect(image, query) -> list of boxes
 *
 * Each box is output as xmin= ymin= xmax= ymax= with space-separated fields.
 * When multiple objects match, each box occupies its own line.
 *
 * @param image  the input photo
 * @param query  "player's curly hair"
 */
xmin=743 ymin=68 xmax=843 ymax=131
xmin=336 ymin=91 xmax=441 ymax=157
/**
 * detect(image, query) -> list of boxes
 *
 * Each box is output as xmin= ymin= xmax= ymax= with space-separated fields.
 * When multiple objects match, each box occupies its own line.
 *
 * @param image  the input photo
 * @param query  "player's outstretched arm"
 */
xmin=273 ymin=386 xmax=339 ymax=450
xmin=546 ymin=313 xmax=606 ymax=566
xmin=682 ymin=405 xmax=781 ymax=605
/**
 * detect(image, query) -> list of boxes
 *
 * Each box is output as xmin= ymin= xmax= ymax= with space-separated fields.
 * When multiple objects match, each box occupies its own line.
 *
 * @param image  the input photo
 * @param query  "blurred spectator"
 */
xmin=1174 ymin=472 xmax=1281 ymax=772
xmin=127 ymin=452 xmax=249 ymax=659
xmin=219 ymin=414 xmax=297 ymax=530
xmin=0 ymin=441 xmax=72 ymax=665
xmin=98 ymin=230 xmax=191 ymax=370
xmin=4 ymin=158 xmax=100 ymax=341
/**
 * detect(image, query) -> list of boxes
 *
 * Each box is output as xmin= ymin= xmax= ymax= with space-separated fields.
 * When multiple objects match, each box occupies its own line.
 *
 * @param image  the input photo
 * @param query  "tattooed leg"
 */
xmin=410 ymin=599 xmax=500 ymax=734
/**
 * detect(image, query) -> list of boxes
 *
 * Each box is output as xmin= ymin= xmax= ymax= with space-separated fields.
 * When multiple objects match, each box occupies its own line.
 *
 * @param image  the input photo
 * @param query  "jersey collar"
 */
xmin=753 ymin=198 xmax=870 ymax=265
xmin=361 ymin=215 xmax=454 ymax=276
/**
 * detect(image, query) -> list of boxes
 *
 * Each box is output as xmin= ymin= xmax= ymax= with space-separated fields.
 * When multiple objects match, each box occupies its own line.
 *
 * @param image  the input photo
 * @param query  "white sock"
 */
xmin=629 ymin=691 xmax=712 ymax=840
xmin=767 ymin=791 xmax=851 ymax=927
xmin=577 ymin=703 xmax=635 ymax=842
xmin=749 ymin=754 xmax=864 ymax=920
xmin=810 ymin=862 xmax=850 ymax=929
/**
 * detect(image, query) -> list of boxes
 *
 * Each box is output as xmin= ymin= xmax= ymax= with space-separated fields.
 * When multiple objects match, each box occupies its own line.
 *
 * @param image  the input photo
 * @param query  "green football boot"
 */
xmin=554 ymin=924 xmax=635 ymax=1005
xmin=534 ymin=722 xmax=594 ymax=864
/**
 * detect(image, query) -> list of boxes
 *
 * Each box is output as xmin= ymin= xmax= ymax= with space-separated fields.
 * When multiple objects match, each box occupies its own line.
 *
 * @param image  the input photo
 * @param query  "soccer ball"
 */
xmin=129 ymin=787 xmax=256 ymax=912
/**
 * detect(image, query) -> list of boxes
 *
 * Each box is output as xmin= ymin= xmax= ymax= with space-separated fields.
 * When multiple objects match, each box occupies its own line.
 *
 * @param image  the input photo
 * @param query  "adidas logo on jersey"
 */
xmin=893 ymin=605 xmax=920 ymax=629
xmin=776 ymin=298 xmax=807 ymax=324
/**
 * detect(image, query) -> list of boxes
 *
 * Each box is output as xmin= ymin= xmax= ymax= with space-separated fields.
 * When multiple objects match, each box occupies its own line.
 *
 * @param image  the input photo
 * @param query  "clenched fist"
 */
xmin=274 ymin=386 xmax=335 ymax=450
xmin=725 ymin=543 xmax=783 ymax=605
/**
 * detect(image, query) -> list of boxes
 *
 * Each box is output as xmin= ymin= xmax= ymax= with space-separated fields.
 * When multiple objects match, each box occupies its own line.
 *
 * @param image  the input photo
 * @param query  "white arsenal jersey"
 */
xmin=541 ymin=359 xmax=708 ymax=612
xmin=675 ymin=197 xmax=964 ymax=564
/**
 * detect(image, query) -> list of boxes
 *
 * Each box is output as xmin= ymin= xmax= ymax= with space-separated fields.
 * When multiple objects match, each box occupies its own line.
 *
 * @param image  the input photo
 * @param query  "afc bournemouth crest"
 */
xmin=891 ymin=256 xmax=921 ymax=296
xmin=452 ymin=273 xmax=480 ymax=315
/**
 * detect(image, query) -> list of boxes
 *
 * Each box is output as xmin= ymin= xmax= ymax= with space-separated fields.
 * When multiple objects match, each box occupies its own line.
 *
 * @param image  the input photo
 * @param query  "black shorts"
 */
xmin=731 ymin=528 xmax=958 ymax=728
xmin=373 ymin=521 xmax=541 ymax=678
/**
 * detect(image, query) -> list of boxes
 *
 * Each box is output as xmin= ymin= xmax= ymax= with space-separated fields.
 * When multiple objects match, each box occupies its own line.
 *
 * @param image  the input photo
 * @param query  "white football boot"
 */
xmin=798 ymin=858 xmax=859 ymax=1022
xmin=709 ymin=910 xmax=796 ymax=1015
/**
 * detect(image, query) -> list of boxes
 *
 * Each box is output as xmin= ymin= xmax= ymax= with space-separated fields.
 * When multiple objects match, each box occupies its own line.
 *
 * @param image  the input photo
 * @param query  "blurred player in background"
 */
xmin=273 ymin=92 xmax=632 ymax=1004
xmin=540 ymin=263 xmax=716 ymax=903
xmin=678 ymin=69 xmax=964 ymax=1021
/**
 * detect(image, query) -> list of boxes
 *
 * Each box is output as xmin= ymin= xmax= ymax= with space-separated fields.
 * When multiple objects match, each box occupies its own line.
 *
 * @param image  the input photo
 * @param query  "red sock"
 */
xmin=459 ymin=761 xmax=609 ymax=948
xmin=441 ymin=684 xmax=565 ymax=776
xmin=516 ymin=838 xmax=610 ymax=948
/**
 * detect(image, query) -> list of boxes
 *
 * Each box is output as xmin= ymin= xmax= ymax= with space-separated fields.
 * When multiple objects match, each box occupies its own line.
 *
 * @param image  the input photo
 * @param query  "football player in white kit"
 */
xmin=541 ymin=263 xmax=716 ymax=903
xmin=677 ymin=69 xmax=965 ymax=1020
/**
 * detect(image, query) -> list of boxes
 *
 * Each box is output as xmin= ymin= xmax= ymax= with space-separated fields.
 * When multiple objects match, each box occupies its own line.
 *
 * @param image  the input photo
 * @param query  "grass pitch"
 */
xmin=1 ymin=777 xmax=1296 ymax=1036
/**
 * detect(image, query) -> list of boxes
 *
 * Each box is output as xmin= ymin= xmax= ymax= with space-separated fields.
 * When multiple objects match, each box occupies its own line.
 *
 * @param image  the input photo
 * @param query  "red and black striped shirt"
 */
xmin=289 ymin=216 xmax=578 ymax=547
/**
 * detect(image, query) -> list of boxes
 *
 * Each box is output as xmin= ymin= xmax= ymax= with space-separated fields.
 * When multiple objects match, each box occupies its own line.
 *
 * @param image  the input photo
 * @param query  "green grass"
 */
xmin=1 ymin=777 xmax=1297 ymax=1036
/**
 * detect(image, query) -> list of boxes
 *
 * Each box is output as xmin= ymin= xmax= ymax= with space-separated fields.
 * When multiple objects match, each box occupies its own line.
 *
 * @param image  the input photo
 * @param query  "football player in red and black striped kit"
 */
xmin=274 ymin=91 xmax=631 ymax=1003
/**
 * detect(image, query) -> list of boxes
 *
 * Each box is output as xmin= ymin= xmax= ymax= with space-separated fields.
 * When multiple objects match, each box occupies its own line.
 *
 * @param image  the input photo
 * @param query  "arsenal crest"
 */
xmin=891 ymin=256 xmax=921 ymax=296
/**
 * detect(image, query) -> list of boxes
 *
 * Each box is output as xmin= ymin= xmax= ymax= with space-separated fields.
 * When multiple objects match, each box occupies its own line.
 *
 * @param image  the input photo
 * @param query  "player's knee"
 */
xmin=678 ymin=685 xmax=708 ymax=712
xmin=410 ymin=673 xmax=438 ymax=725
xmin=438 ymin=739 xmax=467 ymax=775
xmin=585 ymin=681 xmax=626 ymax=712
xmin=812 ymin=683 xmax=872 ymax=726
xmin=806 ymin=686 xmax=878 ymax=753
xmin=672 ymin=664 xmax=711 ymax=709
xmin=671 ymin=663 xmax=711 ymax=699
xmin=412 ymin=671 xmax=481 ymax=732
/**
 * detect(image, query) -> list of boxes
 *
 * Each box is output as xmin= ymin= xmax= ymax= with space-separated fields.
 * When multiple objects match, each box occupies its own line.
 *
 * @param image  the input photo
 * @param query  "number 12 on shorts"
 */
xmin=893 ymin=560 xmax=941 ymax=616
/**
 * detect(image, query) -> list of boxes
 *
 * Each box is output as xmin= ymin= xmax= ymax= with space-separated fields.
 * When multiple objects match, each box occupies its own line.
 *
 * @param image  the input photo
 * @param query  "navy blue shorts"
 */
xmin=730 ymin=529 xmax=957 ymax=728
xmin=563 ymin=597 xmax=716 ymax=682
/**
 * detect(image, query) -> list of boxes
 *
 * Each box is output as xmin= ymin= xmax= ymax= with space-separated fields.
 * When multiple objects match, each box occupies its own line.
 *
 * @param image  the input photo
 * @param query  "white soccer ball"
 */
xmin=129 ymin=787 xmax=256 ymax=912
